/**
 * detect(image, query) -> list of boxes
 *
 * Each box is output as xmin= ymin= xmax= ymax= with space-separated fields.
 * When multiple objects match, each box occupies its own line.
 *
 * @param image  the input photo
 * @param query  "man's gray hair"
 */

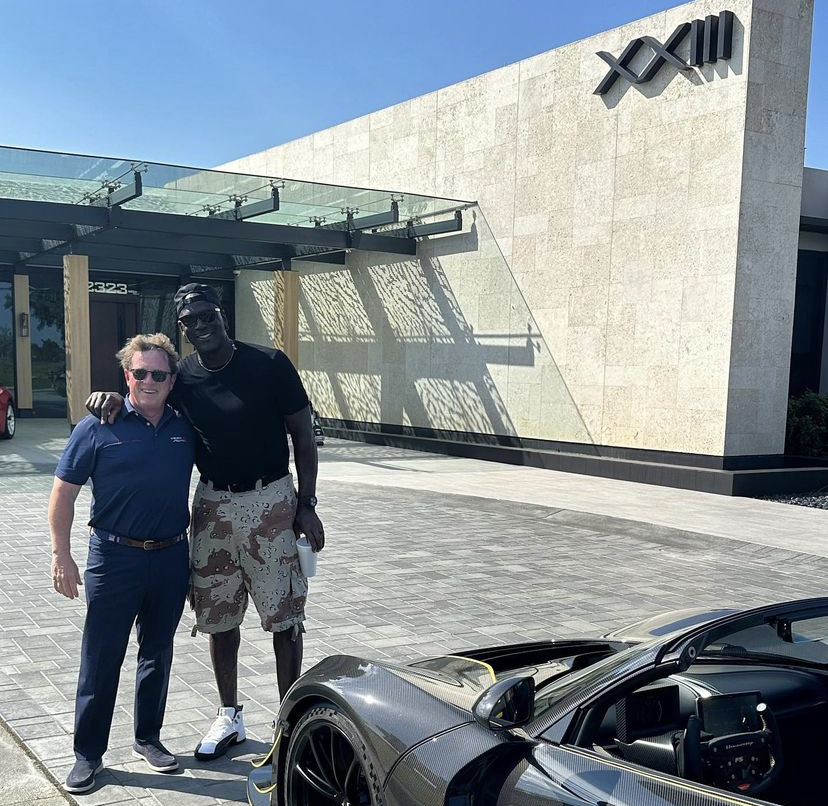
xmin=116 ymin=333 xmax=179 ymax=374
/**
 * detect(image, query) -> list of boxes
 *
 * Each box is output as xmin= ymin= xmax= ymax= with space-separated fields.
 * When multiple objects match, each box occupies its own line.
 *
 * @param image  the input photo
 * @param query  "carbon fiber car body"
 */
xmin=250 ymin=597 xmax=828 ymax=806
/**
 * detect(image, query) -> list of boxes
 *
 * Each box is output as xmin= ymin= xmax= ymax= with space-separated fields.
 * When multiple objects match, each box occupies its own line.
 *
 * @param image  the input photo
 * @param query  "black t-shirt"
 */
xmin=170 ymin=341 xmax=309 ymax=482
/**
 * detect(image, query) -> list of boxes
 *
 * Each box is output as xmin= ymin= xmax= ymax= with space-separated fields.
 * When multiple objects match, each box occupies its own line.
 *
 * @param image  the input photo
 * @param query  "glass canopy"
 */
xmin=0 ymin=144 xmax=468 ymax=228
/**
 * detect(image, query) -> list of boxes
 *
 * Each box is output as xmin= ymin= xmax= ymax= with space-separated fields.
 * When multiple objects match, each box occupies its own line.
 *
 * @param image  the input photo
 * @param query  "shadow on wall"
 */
xmin=289 ymin=205 xmax=593 ymax=446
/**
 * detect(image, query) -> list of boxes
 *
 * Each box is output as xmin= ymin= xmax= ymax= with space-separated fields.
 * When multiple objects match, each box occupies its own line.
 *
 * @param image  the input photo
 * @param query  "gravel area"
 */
xmin=759 ymin=492 xmax=828 ymax=509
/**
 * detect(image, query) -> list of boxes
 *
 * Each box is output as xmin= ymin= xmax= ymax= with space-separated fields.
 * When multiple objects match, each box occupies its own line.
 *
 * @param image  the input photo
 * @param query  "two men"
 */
xmin=89 ymin=283 xmax=324 ymax=762
xmin=50 ymin=334 xmax=194 ymax=793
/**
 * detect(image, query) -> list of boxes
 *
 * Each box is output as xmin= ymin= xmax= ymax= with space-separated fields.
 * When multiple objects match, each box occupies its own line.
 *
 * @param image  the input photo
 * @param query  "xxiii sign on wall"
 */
xmin=594 ymin=11 xmax=734 ymax=95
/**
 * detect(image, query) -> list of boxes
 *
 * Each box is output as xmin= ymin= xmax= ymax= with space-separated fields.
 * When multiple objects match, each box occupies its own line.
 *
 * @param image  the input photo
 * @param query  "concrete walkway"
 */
xmin=318 ymin=443 xmax=828 ymax=554
xmin=0 ymin=715 xmax=69 ymax=805
xmin=1 ymin=420 xmax=826 ymax=805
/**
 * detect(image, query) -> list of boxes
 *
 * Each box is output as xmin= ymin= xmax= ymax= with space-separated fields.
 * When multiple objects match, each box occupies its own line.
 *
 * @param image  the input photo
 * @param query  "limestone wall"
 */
xmin=726 ymin=0 xmax=812 ymax=454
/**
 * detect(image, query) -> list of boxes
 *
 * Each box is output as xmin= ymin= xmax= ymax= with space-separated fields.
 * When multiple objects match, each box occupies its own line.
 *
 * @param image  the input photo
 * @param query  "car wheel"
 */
xmin=1 ymin=402 xmax=14 ymax=440
xmin=284 ymin=705 xmax=384 ymax=806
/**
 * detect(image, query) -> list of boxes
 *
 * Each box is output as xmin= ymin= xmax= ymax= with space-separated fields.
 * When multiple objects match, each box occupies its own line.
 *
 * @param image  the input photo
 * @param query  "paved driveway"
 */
xmin=1 ymin=421 xmax=826 ymax=804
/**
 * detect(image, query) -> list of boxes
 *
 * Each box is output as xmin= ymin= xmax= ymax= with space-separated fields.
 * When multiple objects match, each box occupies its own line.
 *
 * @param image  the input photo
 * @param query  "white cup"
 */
xmin=296 ymin=536 xmax=318 ymax=578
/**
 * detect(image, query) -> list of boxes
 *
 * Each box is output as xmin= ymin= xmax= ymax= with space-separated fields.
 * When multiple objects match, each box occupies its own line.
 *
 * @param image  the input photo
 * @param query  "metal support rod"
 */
xmin=210 ymin=188 xmax=280 ymax=221
xmin=107 ymin=172 xmax=143 ymax=207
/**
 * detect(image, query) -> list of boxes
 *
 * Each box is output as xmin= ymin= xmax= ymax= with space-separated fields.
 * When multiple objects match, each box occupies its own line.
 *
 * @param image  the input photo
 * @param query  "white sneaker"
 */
xmin=195 ymin=705 xmax=246 ymax=760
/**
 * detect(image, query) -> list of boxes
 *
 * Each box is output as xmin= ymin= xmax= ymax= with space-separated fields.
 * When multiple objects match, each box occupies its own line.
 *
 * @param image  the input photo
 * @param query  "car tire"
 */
xmin=283 ymin=704 xmax=384 ymax=806
xmin=1 ymin=402 xmax=14 ymax=440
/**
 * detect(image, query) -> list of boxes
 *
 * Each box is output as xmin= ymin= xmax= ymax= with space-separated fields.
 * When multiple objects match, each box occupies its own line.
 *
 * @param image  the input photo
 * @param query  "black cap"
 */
xmin=174 ymin=283 xmax=222 ymax=317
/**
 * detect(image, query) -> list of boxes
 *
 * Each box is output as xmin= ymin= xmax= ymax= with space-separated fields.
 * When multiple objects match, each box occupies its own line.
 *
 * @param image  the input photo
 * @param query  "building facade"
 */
xmin=2 ymin=0 xmax=825 ymax=494
xmin=218 ymin=0 xmax=825 ymax=491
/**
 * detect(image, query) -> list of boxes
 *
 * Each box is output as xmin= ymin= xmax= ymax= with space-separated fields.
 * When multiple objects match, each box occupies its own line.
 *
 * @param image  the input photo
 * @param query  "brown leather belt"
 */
xmin=92 ymin=529 xmax=187 ymax=550
xmin=200 ymin=471 xmax=281 ymax=493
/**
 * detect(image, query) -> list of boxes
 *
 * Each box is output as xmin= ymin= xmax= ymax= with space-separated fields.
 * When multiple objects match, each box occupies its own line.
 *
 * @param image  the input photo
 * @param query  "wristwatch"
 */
xmin=298 ymin=495 xmax=318 ymax=509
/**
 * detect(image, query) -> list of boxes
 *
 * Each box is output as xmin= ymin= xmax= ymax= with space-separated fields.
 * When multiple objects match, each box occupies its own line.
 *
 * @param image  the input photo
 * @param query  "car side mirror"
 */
xmin=472 ymin=675 xmax=536 ymax=730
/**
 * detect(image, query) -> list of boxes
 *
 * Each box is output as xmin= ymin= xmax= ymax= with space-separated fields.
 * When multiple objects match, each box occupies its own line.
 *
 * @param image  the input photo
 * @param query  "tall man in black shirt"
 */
xmin=88 ymin=283 xmax=324 ymax=762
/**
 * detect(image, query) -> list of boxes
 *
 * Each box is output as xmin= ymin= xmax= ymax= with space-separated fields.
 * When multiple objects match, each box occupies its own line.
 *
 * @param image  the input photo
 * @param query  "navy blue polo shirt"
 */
xmin=55 ymin=399 xmax=195 ymax=540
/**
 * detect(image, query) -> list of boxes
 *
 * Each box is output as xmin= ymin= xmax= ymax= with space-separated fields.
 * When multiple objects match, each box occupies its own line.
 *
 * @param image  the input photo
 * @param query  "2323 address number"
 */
xmin=88 ymin=281 xmax=128 ymax=295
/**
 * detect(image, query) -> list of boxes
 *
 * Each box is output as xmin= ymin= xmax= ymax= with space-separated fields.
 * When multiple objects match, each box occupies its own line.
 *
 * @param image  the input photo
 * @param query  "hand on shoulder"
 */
xmin=85 ymin=392 xmax=123 ymax=424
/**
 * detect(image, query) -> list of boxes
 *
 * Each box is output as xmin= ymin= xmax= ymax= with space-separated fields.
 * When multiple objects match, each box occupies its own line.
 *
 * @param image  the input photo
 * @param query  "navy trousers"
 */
xmin=73 ymin=534 xmax=189 ymax=762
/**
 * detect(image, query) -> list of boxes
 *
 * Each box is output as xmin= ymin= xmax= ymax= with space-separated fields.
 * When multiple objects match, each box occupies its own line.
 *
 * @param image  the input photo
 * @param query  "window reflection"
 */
xmin=0 ymin=276 xmax=13 ymax=392
xmin=28 ymin=269 xmax=66 ymax=418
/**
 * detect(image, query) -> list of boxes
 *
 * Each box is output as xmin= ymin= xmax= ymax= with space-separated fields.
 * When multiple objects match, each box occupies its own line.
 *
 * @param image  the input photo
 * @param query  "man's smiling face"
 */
xmin=124 ymin=349 xmax=175 ymax=416
xmin=178 ymin=303 xmax=228 ymax=354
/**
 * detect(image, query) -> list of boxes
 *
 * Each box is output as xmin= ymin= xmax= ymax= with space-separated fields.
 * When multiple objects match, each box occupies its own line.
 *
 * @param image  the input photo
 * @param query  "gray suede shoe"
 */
xmin=65 ymin=758 xmax=103 ymax=793
xmin=133 ymin=739 xmax=179 ymax=772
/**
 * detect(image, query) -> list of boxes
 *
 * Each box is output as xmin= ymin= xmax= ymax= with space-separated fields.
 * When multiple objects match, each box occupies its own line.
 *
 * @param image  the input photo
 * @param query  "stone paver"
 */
xmin=1 ymin=420 xmax=827 ymax=804
xmin=0 ymin=713 xmax=69 ymax=805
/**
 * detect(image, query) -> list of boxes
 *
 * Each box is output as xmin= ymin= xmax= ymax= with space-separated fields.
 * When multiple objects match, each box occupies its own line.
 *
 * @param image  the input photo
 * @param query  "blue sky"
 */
xmin=1 ymin=1 xmax=825 ymax=169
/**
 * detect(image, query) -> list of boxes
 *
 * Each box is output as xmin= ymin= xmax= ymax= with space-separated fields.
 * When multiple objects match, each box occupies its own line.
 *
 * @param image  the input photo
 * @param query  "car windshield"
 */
xmin=532 ymin=607 xmax=828 ymax=726
xmin=532 ymin=639 xmax=661 ymax=718
xmin=698 ymin=614 xmax=828 ymax=666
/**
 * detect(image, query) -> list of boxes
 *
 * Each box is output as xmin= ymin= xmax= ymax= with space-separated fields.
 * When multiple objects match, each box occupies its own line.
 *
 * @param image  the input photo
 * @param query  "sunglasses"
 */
xmin=128 ymin=368 xmax=173 ymax=382
xmin=178 ymin=308 xmax=221 ymax=329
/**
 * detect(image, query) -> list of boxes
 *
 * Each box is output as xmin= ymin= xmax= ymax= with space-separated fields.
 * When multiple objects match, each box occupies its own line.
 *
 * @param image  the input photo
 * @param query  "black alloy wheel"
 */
xmin=284 ymin=705 xmax=383 ymax=806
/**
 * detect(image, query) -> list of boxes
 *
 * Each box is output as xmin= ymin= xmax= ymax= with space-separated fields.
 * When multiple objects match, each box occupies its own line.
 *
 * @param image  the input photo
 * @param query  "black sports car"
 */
xmin=248 ymin=597 xmax=828 ymax=806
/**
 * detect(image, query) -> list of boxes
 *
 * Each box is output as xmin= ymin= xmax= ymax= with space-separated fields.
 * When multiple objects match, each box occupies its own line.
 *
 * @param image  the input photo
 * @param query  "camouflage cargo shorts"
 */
xmin=190 ymin=473 xmax=307 ymax=634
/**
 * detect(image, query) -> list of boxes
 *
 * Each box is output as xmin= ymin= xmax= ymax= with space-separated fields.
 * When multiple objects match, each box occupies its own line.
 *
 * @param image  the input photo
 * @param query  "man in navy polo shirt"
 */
xmin=49 ymin=333 xmax=195 ymax=794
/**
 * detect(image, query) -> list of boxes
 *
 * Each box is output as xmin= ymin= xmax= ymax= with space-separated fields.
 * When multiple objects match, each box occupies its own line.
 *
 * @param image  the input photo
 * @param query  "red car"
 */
xmin=0 ymin=385 xmax=15 ymax=439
